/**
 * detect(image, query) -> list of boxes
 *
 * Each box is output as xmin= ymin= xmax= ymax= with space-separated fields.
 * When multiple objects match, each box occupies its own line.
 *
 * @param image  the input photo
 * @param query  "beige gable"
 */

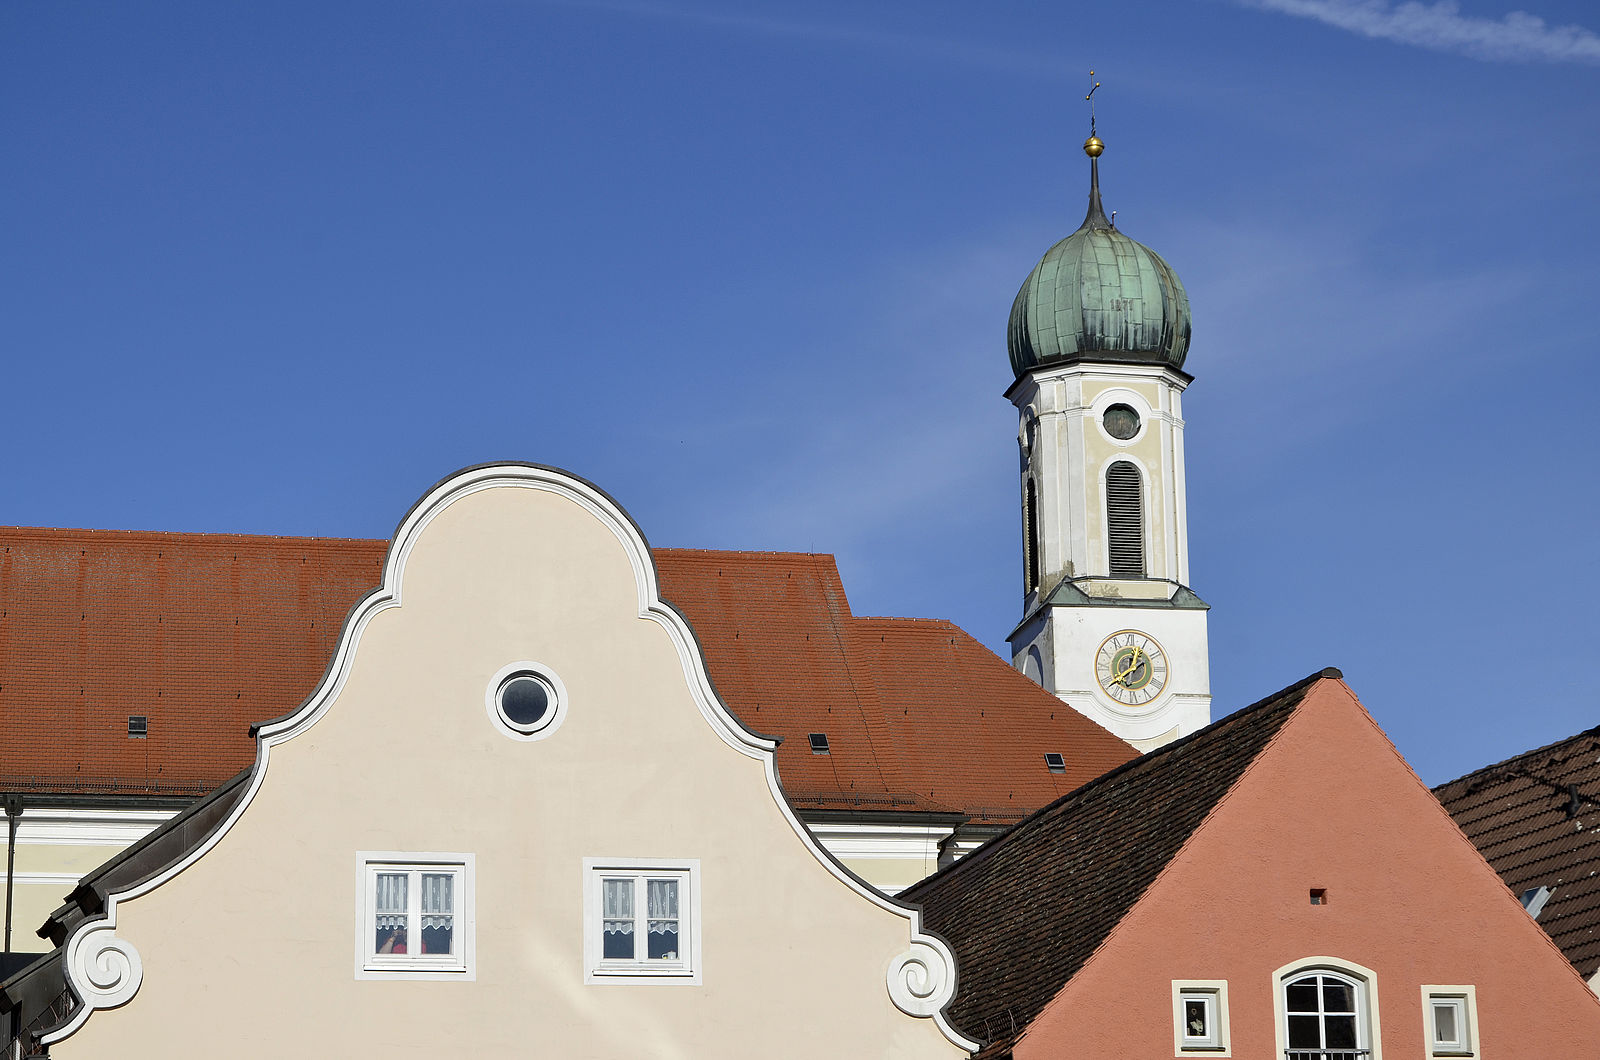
xmin=45 ymin=466 xmax=971 ymax=1058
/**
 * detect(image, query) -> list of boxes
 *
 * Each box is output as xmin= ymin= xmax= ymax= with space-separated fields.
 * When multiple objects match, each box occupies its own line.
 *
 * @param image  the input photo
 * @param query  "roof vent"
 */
xmin=808 ymin=732 xmax=830 ymax=755
xmin=1521 ymin=885 xmax=1553 ymax=919
xmin=128 ymin=715 xmax=148 ymax=738
xmin=1044 ymin=752 xmax=1066 ymax=774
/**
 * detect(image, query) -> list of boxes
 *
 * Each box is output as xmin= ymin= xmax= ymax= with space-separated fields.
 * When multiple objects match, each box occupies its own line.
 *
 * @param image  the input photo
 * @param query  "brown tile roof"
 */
xmin=0 ymin=531 xmax=1134 ymax=820
xmin=901 ymin=670 xmax=1331 ymax=1055
xmin=1433 ymin=726 xmax=1600 ymax=980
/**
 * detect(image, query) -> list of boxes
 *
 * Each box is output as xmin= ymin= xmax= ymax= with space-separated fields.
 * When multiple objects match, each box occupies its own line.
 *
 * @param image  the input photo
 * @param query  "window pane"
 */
xmin=602 ymin=919 xmax=634 ymax=959
xmin=602 ymin=879 xmax=633 ymax=918
xmin=1183 ymin=999 xmax=1209 ymax=1038
xmin=376 ymin=873 xmax=408 ymax=914
xmin=1322 ymin=980 xmax=1355 ymax=1013
xmin=647 ymin=922 xmax=680 ymax=960
xmin=375 ymin=873 xmax=408 ymax=954
xmin=1287 ymin=1014 xmax=1321 ymax=1048
xmin=647 ymin=879 xmax=678 ymax=919
xmin=1285 ymin=980 xmax=1319 ymax=1013
xmin=420 ymin=921 xmax=453 ymax=955
xmin=1324 ymin=1014 xmax=1357 ymax=1049
xmin=1433 ymin=1001 xmax=1459 ymax=1045
xmin=419 ymin=872 xmax=455 ymax=955
xmin=421 ymin=873 xmax=453 ymax=915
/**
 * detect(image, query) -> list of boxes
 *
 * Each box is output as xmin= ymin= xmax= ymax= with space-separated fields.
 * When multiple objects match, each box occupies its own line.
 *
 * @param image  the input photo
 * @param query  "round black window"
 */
xmin=498 ymin=674 xmax=552 ymax=730
xmin=1103 ymin=403 xmax=1141 ymax=441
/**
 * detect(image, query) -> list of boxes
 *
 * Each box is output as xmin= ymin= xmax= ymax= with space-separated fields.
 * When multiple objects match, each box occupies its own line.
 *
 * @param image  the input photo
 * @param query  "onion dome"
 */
xmin=1007 ymin=143 xmax=1191 ymax=377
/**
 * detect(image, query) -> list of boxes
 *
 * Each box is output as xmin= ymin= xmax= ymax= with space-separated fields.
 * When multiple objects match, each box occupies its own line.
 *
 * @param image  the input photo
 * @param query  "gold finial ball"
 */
xmin=1083 ymin=136 xmax=1105 ymax=158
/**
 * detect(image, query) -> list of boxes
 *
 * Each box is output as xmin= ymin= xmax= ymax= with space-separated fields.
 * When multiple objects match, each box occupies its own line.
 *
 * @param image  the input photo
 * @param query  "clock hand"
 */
xmin=1113 ymin=645 xmax=1145 ymax=685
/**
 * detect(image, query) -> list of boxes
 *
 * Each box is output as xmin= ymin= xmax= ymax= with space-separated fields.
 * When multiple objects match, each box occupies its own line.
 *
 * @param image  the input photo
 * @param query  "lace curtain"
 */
xmin=602 ymin=877 xmax=679 ymax=935
xmin=375 ymin=873 xmax=408 ymax=931
xmin=603 ymin=878 xmax=634 ymax=936
xmin=421 ymin=873 xmax=454 ymax=930
xmin=646 ymin=879 xmax=678 ymax=933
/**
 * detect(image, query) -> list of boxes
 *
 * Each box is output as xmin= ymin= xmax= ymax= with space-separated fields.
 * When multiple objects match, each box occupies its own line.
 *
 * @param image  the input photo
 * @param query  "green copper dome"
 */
xmin=1007 ymin=158 xmax=1191 ymax=377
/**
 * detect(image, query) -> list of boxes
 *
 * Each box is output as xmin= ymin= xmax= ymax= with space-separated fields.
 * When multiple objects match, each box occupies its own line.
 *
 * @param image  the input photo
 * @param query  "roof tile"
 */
xmin=0 ymin=532 xmax=1137 ymax=822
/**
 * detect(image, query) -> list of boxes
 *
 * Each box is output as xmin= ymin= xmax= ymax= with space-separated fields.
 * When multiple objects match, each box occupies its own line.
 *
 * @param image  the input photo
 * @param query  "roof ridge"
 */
xmin=849 ymin=616 xmax=959 ymax=628
xmin=650 ymin=547 xmax=840 ymax=561
xmin=828 ymin=602 xmax=908 ymax=799
xmin=1433 ymin=722 xmax=1600 ymax=793
xmin=0 ymin=525 xmax=385 ymax=546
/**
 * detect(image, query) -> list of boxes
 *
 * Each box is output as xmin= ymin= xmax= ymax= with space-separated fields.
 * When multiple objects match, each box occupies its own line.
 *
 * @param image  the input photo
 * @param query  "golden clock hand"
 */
xmin=1113 ymin=645 xmax=1145 ymax=685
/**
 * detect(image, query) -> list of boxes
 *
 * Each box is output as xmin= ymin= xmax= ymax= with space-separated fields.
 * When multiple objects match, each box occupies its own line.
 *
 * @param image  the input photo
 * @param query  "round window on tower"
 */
xmin=1019 ymin=410 xmax=1039 ymax=460
xmin=1102 ymin=403 xmax=1141 ymax=441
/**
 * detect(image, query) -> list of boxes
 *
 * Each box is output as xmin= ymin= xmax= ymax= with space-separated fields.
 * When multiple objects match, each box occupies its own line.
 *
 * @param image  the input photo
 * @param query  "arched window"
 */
xmin=1280 ymin=966 xmax=1373 ymax=1059
xmin=1024 ymin=478 xmax=1041 ymax=592
xmin=1105 ymin=461 xmax=1144 ymax=577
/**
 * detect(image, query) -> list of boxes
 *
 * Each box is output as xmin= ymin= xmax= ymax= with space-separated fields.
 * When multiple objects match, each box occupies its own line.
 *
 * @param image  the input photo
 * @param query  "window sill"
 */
xmin=592 ymin=962 xmax=694 ymax=978
xmin=587 ymin=961 xmax=700 ymax=985
xmin=363 ymin=957 xmax=468 ymax=975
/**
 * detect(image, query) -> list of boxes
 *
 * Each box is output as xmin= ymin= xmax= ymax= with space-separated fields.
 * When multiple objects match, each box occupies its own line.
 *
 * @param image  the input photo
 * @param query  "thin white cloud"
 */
xmin=540 ymin=0 xmax=1068 ymax=77
xmin=1239 ymin=0 xmax=1600 ymax=63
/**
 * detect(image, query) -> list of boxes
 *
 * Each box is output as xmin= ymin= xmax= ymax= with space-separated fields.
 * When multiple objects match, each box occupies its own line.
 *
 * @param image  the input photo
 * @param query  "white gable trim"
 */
xmin=44 ymin=463 xmax=976 ymax=1052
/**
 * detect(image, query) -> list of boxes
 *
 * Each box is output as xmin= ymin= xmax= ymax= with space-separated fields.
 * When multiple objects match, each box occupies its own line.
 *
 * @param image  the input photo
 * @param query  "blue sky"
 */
xmin=5 ymin=0 xmax=1598 ymax=785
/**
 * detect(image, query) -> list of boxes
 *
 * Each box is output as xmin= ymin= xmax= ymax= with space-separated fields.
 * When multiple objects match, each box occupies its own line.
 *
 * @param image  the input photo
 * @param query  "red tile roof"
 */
xmin=655 ymin=549 xmax=1134 ymax=819
xmin=0 ymin=530 xmax=1134 ymax=817
xmin=1434 ymin=726 xmax=1600 ymax=980
xmin=0 ymin=527 xmax=386 ymax=796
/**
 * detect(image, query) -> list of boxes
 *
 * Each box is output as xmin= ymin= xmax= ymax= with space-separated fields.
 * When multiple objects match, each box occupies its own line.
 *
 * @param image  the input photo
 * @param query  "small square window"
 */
xmin=1044 ymin=752 xmax=1067 ymax=774
xmin=808 ymin=732 xmax=830 ymax=755
xmin=1423 ymin=986 xmax=1477 ymax=1057
xmin=584 ymin=858 xmax=701 ymax=984
xmin=1172 ymin=980 xmax=1229 ymax=1054
xmin=127 ymin=715 xmax=148 ymax=738
xmin=1309 ymin=888 xmax=1327 ymax=905
xmin=355 ymin=853 xmax=474 ymax=980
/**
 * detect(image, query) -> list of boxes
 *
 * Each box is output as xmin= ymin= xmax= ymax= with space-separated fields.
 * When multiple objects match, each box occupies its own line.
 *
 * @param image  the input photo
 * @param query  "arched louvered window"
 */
xmin=1024 ymin=478 xmax=1041 ymax=592
xmin=1106 ymin=461 xmax=1145 ymax=577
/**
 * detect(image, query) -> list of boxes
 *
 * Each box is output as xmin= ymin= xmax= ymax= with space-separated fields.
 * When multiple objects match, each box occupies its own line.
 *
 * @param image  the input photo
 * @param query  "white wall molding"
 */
xmin=7 ymin=809 xmax=179 ymax=847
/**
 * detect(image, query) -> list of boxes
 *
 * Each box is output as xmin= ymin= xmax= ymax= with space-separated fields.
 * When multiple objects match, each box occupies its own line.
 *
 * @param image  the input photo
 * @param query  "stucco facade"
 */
xmin=39 ymin=466 xmax=972 ymax=1058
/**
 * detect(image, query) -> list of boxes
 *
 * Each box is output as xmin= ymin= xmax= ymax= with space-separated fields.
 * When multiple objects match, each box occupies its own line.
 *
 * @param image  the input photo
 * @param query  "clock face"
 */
xmin=1095 ymin=630 xmax=1169 ymax=707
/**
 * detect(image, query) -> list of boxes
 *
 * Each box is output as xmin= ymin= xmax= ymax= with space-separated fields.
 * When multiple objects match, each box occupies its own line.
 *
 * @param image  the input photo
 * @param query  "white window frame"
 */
xmin=485 ymin=660 xmax=569 ymax=742
xmin=1272 ymin=957 xmax=1382 ymax=1060
xmin=582 ymin=857 xmax=701 ymax=985
xmin=1421 ymin=985 xmax=1478 ymax=1058
xmin=355 ymin=851 xmax=476 ymax=981
xmin=1172 ymin=979 xmax=1230 ymax=1055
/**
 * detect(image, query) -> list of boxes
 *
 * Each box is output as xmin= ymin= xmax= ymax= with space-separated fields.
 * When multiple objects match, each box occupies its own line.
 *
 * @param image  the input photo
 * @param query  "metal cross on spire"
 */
xmin=1080 ymin=69 xmax=1109 ymax=229
xmin=1085 ymin=70 xmax=1101 ymax=139
xmin=1083 ymin=70 xmax=1104 ymax=158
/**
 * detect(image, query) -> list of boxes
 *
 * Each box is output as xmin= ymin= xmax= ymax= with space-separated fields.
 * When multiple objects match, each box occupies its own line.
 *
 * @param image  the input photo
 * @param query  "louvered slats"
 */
xmin=1025 ymin=479 xmax=1040 ymax=591
xmin=1106 ymin=462 xmax=1145 ymax=577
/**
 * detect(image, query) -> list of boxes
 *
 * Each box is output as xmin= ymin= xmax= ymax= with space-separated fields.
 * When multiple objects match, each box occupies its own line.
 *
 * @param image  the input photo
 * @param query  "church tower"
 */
xmin=1005 ymin=128 xmax=1210 ymax=752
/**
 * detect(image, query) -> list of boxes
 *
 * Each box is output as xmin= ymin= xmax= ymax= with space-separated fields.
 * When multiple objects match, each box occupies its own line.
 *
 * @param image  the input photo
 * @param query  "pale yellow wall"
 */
xmin=1080 ymin=378 xmax=1170 ymax=581
xmin=838 ymin=858 xmax=937 ymax=895
xmin=52 ymin=480 xmax=964 ymax=1059
xmin=4 ymin=843 xmax=135 ymax=953
xmin=4 ymin=883 xmax=66 ymax=953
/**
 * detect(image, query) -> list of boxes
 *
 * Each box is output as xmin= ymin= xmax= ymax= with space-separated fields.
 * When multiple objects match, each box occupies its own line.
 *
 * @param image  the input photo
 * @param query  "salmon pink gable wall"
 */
xmin=1015 ymin=678 xmax=1600 ymax=1058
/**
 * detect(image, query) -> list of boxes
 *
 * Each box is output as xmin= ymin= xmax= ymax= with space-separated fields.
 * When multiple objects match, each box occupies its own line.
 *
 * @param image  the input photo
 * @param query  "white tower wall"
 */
xmin=1007 ymin=361 xmax=1211 ymax=751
